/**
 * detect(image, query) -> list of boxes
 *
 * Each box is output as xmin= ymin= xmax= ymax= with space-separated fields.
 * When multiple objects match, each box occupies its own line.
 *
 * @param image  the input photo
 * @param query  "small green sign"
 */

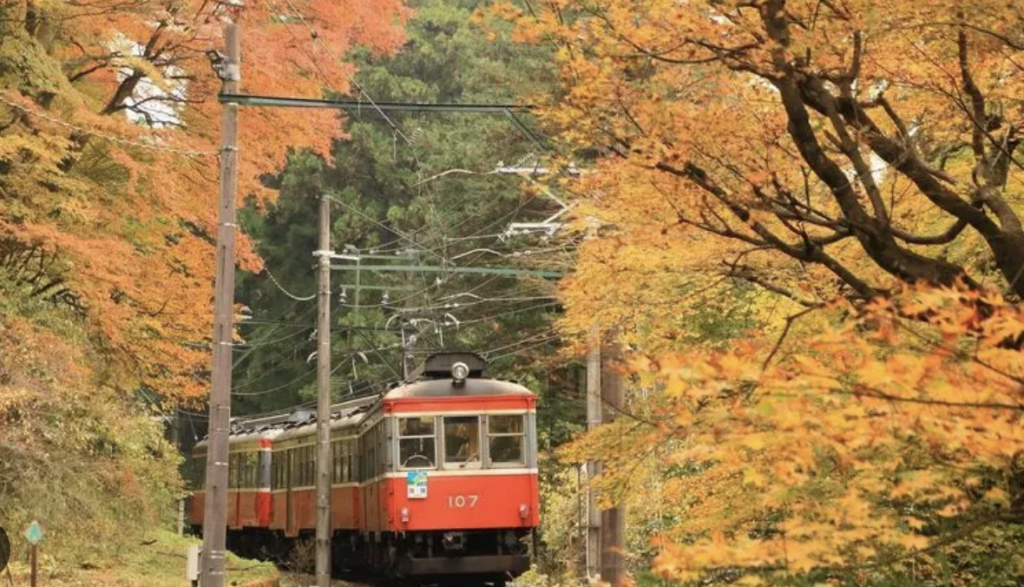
xmin=407 ymin=471 xmax=428 ymax=499
xmin=24 ymin=521 xmax=43 ymax=545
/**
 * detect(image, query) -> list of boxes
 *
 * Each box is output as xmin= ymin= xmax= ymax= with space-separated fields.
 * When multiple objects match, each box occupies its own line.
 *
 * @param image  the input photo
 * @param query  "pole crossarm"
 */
xmin=219 ymin=93 xmax=534 ymax=114
xmin=329 ymin=263 xmax=564 ymax=279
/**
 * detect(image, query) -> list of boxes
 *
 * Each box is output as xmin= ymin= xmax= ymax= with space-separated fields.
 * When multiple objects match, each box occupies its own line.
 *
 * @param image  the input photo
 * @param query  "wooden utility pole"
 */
xmin=585 ymin=325 xmax=602 ymax=579
xmin=600 ymin=338 xmax=626 ymax=587
xmin=315 ymin=194 xmax=333 ymax=587
xmin=200 ymin=21 xmax=240 ymax=587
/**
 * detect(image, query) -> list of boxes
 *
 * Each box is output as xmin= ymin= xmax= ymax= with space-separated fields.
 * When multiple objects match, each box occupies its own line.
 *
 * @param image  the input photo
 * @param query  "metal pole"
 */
xmin=585 ymin=325 xmax=601 ymax=580
xmin=315 ymin=194 xmax=333 ymax=587
xmin=600 ymin=337 xmax=626 ymax=587
xmin=200 ymin=22 xmax=240 ymax=587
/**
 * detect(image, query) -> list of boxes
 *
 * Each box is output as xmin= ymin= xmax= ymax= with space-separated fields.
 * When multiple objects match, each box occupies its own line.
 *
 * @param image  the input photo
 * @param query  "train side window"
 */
xmin=379 ymin=422 xmax=388 ymax=473
xmin=487 ymin=415 xmax=526 ymax=467
xmin=366 ymin=445 xmax=376 ymax=481
xmin=398 ymin=416 xmax=436 ymax=470
xmin=280 ymin=452 xmax=287 ymax=488
xmin=276 ymin=453 xmax=283 ymax=489
xmin=305 ymin=445 xmax=312 ymax=486
xmin=239 ymin=453 xmax=248 ymax=488
xmin=249 ymin=452 xmax=257 ymax=488
xmin=331 ymin=441 xmax=340 ymax=484
xmin=342 ymin=439 xmax=351 ymax=482
xmin=193 ymin=456 xmax=206 ymax=489
xmin=357 ymin=436 xmax=364 ymax=482
xmin=243 ymin=452 xmax=254 ymax=488
xmin=443 ymin=416 xmax=481 ymax=469
xmin=342 ymin=438 xmax=350 ymax=481
xmin=305 ymin=445 xmax=313 ymax=486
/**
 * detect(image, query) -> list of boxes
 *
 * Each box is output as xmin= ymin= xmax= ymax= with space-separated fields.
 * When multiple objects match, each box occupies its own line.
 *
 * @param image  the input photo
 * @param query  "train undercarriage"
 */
xmin=211 ymin=527 xmax=532 ymax=585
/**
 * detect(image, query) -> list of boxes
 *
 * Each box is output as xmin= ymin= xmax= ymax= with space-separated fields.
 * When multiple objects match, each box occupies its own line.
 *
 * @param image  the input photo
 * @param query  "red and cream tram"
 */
xmin=189 ymin=353 xmax=539 ymax=582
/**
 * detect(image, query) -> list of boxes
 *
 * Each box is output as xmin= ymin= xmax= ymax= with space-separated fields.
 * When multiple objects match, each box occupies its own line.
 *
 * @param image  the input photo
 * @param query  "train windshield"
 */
xmin=443 ymin=416 xmax=481 ymax=468
xmin=487 ymin=415 xmax=526 ymax=466
xmin=399 ymin=416 xmax=437 ymax=469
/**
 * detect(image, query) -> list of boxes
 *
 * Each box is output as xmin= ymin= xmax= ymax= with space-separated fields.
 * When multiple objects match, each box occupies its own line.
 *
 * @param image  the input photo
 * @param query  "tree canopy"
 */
xmin=499 ymin=0 xmax=1024 ymax=584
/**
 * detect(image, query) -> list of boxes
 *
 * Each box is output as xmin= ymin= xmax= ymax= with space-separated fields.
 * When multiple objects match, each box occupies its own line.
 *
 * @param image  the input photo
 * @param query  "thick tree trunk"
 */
xmin=101 ymin=71 xmax=144 ymax=115
xmin=756 ymin=1 xmax=1024 ymax=297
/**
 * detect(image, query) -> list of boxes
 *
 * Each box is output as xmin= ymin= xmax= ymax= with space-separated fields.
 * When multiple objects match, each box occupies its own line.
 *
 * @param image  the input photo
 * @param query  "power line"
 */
xmin=231 ymin=303 xmax=317 ymax=369
xmin=232 ymin=323 xmax=312 ymax=351
xmin=324 ymin=194 xmax=446 ymax=261
xmin=265 ymin=0 xmax=420 ymax=150
xmin=264 ymin=266 xmax=316 ymax=301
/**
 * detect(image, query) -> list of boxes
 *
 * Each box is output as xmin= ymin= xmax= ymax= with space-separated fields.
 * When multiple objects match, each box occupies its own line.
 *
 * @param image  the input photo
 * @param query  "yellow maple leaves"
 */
xmin=561 ymin=283 xmax=1024 ymax=581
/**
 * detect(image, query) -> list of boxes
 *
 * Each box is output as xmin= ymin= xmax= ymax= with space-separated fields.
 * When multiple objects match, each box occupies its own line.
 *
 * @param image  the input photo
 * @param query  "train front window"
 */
xmin=487 ymin=415 xmax=526 ymax=466
xmin=399 ymin=416 xmax=436 ymax=469
xmin=443 ymin=416 xmax=481 ymax=468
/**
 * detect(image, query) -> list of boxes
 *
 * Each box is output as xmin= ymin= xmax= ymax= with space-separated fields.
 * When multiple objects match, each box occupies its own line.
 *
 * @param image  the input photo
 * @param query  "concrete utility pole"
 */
xmin=201 ymin=21 xmax=240 ymax=587
xmin=315 ymin=194 xmax=333 ymax=587
xmin=585 ymin=325 xmax=601 ymax=580
xmin=174 ymin=408 xmax=184 ymax=536
xmin=600 ymin=338 xmax=626 ymax=587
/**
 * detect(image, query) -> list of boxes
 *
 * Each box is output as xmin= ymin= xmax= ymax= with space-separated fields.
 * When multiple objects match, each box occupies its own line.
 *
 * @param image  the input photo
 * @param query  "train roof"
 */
xmin=275 ymin=395 xmax=378 ymax=442
xmin=383 ymin=377 xmax=533 ymax=399
xmin=192 ymin=355 xmax=533 ymax=451
xmin=194 ymin=394 xmax=380 ymax=450
xmin=194 ymin=425 xmax=284 ymax=450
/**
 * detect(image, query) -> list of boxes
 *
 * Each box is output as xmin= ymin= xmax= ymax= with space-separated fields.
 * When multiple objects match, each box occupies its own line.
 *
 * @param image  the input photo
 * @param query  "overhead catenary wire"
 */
xmin=275 ymin=0 xmax=419 ymax=148
xmin=259 ymin=0 xmax=568 ymax=364
xmin=231 ymin=358 xmax=344 ymax=396
xmin=324 ymin=194 xmax=447 ymax=262
xmin=481 ymin=328 xmax=559 ymax=357
xmin=265 ymin=0 xmax=564 ymax=274
xmin=488 ymin=337 xmax=560 ymax=362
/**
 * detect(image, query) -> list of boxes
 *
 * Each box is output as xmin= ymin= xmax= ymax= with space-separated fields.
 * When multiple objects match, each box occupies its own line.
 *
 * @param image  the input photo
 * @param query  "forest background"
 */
xmin=1 ymin=0 xmax=1023 ymax=586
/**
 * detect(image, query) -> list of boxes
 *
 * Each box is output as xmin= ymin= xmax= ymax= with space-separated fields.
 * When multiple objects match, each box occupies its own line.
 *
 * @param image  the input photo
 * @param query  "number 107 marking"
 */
xmin=448 ymin=494 xmax=479 ymax=508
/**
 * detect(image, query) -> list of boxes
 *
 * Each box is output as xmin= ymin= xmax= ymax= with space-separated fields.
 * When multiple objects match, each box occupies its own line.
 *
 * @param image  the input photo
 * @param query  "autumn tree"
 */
xmin=1 ymin=0 xmax=408 ymax=401
xmin=503 ymin=0 xmax=1024 ymax=308
xmin=0 ymin=0 xmax=405 ymax=564
xmin=498 ymin=0 xmax=1024 ymax=583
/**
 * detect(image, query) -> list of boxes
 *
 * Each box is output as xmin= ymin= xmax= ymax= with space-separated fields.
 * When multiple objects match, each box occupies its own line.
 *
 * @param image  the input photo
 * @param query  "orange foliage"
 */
xmin=0 ymin=0 xmax=407 ymax=399
xmin=564 ymin=284 xmax=1024 ymax=580
xmin=498 ymin=1 xmax=1024 ymax=577
xmin=502 ymin=0 xmax=1024 ymax=343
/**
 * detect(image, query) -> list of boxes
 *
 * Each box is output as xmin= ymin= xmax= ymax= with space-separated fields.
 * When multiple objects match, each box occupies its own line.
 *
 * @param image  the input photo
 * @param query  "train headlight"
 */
xmin=519 ymin=503 xmax=530 ymax=520
xmin=451 ymin=362 xmax=470 ymax=383
xmin=401 ymin=507 xmax=410 ymax=523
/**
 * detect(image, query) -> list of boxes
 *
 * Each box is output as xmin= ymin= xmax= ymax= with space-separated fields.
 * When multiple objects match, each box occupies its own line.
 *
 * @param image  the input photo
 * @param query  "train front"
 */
xmin=373 ymin=353 xmax=539 ymax=582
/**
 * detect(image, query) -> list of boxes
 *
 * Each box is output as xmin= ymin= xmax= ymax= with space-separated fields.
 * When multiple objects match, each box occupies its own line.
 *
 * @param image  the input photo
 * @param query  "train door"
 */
xmin=286 ymin=449 xmax=298 ymax=537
